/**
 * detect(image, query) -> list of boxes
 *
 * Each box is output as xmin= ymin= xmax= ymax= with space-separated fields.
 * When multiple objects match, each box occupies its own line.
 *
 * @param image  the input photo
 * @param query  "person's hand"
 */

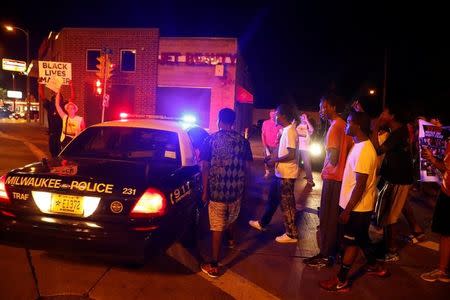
xmin=301 ymin=113 xmax=307 ymax=122
xmin=351 ymin=100 xmax=364 ymax=112
xmin=338 ymin=210 xmax=351 ymax=224
xmin=422 ymin=148 xmax=435 ymax=163
xmin=266 ymin=158 xmax=276 ymax=168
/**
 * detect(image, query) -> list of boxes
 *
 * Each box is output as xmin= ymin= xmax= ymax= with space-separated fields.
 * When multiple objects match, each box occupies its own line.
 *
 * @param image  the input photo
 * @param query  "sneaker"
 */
xmin=364 ymin=264 xmax=391 ymax=278
xmin=275 ymin=233 xmax=298 ymax=243
xmin=303 ymin=253 xmax=325 ymax=264
xmin=305 ymin=257 xmax=329 ymax=268
xmin=200 ymin=263 xmax=220 ymax=278
xmin=421 ymin=269 xmax=450 ymax=283
xmin=405 ymin=232 xmax=425 ymax=244
xmin=319 ymin=277 xmax=350 ymax=292
xmin=249 ymin=220 xmax=266 ymax=231
xmin=377 ymin=252 xmax=400 ymax=263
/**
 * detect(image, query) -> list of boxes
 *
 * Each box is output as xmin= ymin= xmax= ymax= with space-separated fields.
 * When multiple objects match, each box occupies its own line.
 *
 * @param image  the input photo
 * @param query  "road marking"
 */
xmin=417 ymin=241 xmax=439 ymax=252
xmin=167 ymin=243 xmax=280 ymax=300
xmin=0 ymin=131 xmax=47 ymax=159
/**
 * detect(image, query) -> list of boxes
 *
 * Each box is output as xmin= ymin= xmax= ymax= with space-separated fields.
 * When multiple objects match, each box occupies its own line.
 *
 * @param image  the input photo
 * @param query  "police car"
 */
xmin=0 ymin=115 xmax=208 ymax=261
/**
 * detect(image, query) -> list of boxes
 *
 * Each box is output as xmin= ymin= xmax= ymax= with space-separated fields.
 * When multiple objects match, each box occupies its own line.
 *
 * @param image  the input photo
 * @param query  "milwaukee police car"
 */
xmin=0 ymin=116 xmax=208 ymax=260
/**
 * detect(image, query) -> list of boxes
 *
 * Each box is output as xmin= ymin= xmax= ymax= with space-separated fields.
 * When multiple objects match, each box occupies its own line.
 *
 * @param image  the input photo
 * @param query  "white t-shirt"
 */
xmin=296 ymin=123 xmax=311 ymax=151
xmin=339 ymin=140 xmax=377 ymax=212
xmin=275 ymin=124 xmax=299 ymax=179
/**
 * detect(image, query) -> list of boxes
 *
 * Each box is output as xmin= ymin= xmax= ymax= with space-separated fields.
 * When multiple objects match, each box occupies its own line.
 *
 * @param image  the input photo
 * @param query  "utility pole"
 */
xmin=100 ymin=48 xmax=112 ymax=123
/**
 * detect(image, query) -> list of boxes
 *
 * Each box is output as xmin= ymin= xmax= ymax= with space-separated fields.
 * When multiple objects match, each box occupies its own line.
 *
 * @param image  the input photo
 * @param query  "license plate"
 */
xmin=50 ymin=194 xmax=83 ymax=215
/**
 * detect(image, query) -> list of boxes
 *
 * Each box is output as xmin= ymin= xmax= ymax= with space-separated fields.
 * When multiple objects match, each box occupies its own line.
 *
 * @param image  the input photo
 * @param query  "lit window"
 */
xmin=121 ymin=49 xmax=136 ymax=72
xmin=86 ymin=49 xmax=101 ymax=71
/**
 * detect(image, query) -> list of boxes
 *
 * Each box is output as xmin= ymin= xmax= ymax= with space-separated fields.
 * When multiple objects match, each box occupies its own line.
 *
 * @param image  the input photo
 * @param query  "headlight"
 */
xmin=309 ymin=142 xmax=323 ymax=157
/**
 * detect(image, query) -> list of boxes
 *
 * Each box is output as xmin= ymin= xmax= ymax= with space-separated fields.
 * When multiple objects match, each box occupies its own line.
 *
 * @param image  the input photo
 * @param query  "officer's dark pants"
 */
xmin=49 ymin=133 xmax=61 ymax=157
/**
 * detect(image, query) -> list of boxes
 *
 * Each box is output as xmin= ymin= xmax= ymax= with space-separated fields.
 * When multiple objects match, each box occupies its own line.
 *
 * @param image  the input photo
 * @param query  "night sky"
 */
xmin=1 ymin=1 xmax=449 ymax=121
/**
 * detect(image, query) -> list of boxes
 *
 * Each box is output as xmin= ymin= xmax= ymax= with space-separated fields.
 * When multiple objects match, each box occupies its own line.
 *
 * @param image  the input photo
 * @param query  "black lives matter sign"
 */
xmin=38 ymin=61 xmax=72 ymax=85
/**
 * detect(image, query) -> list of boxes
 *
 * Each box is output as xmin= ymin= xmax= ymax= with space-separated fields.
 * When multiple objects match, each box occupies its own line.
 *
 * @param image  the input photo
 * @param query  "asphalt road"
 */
xmin=0 ymin=120 xmax=449 ymax=300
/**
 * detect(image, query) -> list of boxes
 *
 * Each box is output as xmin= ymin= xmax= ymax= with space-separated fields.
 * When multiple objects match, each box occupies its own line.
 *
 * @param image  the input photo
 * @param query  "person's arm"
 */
xmin=325 ymin=122 xmax=343 ymax=166
xmin=79 ymin=118 xmax=86 ymax=131
xmin=327 ymin=147 xmax=339 ymax=166
xmin=339 ymin=172 xmax=368 ymax=224
xmin=269 ymin=147 xmax=296 ymax=165
xmin=201 ymin=161 xmax=210 ymax=205
xmin=423 ymin=148 xmax=447 ymax=173
xmin=199 ymin=137 xmax=212 ymax=205
xmin=261 ymin=122 xmax=268 ymax=147
xmin=55 ymin=91 xmax=66 ymax=119
xmin=303 ymin=115 xmax=314 ymax=135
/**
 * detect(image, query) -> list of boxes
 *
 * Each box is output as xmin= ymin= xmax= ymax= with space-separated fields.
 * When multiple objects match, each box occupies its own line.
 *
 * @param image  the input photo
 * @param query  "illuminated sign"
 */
xmin=7 ymin=90 xmax=23 ymax=99
xmin=2 ymin=58 xmax=26 ymax=72
xmin=159 ymin=52 xmax=237 ymax=65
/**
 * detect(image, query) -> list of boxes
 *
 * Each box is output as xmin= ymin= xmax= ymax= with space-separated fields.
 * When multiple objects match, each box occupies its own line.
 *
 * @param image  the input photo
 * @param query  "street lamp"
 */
xmin=4 ymin=24 xmax=30 ymax=122
xmin=369 ymin=89 xmax=376 ymax=95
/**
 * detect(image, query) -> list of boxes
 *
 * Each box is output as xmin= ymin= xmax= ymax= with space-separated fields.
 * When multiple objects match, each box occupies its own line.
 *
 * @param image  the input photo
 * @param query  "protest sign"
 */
xmin=46 ymin=76 xmax=64 ymax=93
xmin=418 ymin=119 xmax=448 ymax=182
xmin=38 ymin=61 xmax=72 ymax=85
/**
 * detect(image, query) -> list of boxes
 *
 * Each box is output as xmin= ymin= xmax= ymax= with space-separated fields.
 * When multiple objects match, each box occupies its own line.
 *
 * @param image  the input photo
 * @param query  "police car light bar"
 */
xmin=120 ymin=113 xmax=197 ymax=124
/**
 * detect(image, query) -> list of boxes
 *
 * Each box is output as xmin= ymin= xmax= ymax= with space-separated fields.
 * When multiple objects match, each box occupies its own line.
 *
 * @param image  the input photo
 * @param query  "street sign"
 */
xmin=102 ymin=94 xmax=110 ymax=108
xmin=2 ymin=58 xmax=26 ymax=72
xmin=7 ymin=90 xmax=23 ymax=99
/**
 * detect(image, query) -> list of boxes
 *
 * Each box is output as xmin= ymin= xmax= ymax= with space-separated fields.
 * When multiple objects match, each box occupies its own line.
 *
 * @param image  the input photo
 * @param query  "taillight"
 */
xmin=0 ymin=175 xmax=11 ymax=204
xmin=130 ymin=188 xmax=166 ymax=218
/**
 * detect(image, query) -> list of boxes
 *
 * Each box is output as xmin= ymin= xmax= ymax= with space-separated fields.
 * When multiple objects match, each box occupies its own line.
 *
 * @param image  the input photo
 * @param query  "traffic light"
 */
xmin=96 ymin=54 xmax=114 ymax=81
xmin=95 ymin=79 xmax=102 ymax=96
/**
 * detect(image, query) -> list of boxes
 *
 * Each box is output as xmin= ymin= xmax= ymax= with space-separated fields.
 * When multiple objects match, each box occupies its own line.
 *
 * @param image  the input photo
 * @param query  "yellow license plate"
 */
xmin=50 ymin=194 xmax=84 ymax=215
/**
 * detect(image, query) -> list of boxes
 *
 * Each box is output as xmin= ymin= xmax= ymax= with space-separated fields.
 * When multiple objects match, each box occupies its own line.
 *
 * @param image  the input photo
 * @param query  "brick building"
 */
xmin=38 ymin=28 xmax=252 ymax=131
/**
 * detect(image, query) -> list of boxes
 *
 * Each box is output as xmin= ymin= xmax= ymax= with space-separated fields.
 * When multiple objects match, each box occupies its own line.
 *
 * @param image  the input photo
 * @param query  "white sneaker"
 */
xmin=275 ymin=233 xmax=298 ymax=243
xmin=248 ymin=220 xmax=266 ymax=231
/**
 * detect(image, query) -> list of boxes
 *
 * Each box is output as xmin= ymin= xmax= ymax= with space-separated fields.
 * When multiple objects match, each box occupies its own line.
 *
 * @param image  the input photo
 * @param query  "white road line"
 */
xmin=417 ymin=241 xmax=439 ymax=252
xmin=0 ymin=131 xmax=47 ymax=159
xmin=166 ymin=243 xmax=280 ymax=300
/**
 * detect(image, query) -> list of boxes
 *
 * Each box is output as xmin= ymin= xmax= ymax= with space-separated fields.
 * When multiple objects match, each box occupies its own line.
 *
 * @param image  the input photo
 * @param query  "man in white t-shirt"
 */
xmin=249 ymin=104 xmax=299 ymax=243
xmin=320 ymin=111 xmax=389 ymax=292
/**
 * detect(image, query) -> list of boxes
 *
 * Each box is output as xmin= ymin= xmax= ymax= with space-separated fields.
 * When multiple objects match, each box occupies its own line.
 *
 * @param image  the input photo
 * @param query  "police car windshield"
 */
xmin=61 ymin=127 xmax=181 ymax=164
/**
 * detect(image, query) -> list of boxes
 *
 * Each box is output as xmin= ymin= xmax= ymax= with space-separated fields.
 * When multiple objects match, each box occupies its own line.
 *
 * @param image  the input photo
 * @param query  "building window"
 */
xmin=121 ymin=50 xmax=136 ymax=72
xmin=86 ymin=50 xmax=101 ymax=71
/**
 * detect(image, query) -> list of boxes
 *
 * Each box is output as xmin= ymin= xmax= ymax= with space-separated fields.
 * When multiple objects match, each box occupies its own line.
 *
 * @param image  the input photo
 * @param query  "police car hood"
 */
xmin=8 ymin=157 xmax=173 ymax=190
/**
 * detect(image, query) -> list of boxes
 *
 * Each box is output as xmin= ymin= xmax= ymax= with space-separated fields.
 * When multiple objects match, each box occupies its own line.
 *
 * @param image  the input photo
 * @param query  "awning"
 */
xmin=236 ymin=85 xmax=254 ymax=104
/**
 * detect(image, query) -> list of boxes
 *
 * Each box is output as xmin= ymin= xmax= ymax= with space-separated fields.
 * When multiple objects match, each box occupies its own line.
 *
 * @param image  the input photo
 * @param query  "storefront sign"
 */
xmin=7 ymin=90 xmax=23 ymax=99
xmin=38 ymin=61 xmax=72 ymax=85
xmin=2 ymin=58 xmax=26 ymax=72
xmin=159 ymin=52 xmax=237 ymax=65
